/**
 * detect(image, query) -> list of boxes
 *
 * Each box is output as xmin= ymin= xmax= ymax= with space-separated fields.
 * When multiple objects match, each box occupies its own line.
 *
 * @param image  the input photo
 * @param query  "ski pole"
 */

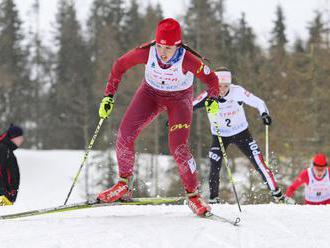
xmin=265 ymin=125 xmax=269 ymax=166
xmin=214 ymin=123 xmax=242 ymax=212
xmin=63 ymin=118 xmax=104 ymax=205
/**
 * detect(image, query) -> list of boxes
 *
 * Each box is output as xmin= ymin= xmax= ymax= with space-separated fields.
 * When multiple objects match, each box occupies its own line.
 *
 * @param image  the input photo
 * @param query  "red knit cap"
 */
xmin=313 ymin=153 xmax=328 ymax=167
xmin=155 ymin=18 xmax=182 ymax=46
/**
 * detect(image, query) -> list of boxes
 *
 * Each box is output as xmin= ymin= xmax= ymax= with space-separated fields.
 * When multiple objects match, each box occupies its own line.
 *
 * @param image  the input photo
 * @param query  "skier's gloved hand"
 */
xmin=7 ymin=189 xmax=18 ymax=203
xmin=0 ymin=195 xmax=13 ymax=206
xmin=261 ymin=112 xmax=272 ymax=126
xmin=99 ymin=95 xmax=114 ymax=119
xmin=205 ymin=98 xmax=219 ymax=114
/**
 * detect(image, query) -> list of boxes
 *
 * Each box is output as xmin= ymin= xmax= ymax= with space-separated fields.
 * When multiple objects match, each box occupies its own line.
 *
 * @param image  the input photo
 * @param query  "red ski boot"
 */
xmin=187 ymin=191 xmax=211 ymax=216
xmin=97 ymin=177 xmax=130 ymax=203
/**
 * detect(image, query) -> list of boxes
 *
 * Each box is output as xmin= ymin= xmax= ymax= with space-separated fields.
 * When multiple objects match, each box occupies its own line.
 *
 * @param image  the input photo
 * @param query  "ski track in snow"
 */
xmin=1 ymin=204 xmax=330 ymax=248
xmin=0 ymin=150 xmax=329 ymax=248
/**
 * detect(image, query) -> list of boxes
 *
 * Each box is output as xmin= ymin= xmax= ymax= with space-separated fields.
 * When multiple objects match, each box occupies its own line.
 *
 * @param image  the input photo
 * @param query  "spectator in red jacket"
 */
xmin=285 ymin=153 xmax=330 ymax=205
xmin=0 ymin=124 xmax=24 ymax=206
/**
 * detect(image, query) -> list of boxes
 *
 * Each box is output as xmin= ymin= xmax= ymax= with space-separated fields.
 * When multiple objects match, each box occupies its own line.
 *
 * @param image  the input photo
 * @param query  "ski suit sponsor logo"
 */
xmin=197 ymin=62 xmax=204 ymax=74
xmin=106 ymin=185 xmax=128 ymax=200
xmin=188 ymin=158 xmax=197 ymax=173
xmin=248 ymin=140 xmax=260 ymax=156
xmin=203 ymin=65 xmax=211 ymax=75
xmin=209 ymin=151 xmax=221 ymax=162
xmin=170 ymin=123 xmax=190 ymax=132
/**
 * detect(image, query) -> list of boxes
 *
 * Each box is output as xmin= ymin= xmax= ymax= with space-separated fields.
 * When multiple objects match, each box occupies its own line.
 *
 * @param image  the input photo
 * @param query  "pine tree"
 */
xmin=87 ymin=0 xmax=126 ymax=151
xmin=184 ymin=0 xmax=217 ymax=57
xmin=293 ymin=37 xmax=305 ymax=53
xmin=269 ymin=5 xmax=287 ymax=59
xmin=306 ymin=12 xmax=329 ymax=150
xmin=213 ymin=0 xmax=236 ymax=67
xmin=122 ymin=0 xmax=144 ymax=50
xmin=50 ymin=0 xmax=93 ymax=149
xmin=140 ymin=3 xmax=163 ymax=42
xmin=307 ymin=12 xmax=324 ymax=52
xmin=0 ymin=0 xmax=30 ymax=127
xmin=24 ymin=0 xmax=53 ymax=148
xmin=234 ymin=13 xmax=258 ymax=61
xmin=232 ymin=12 xmax=262 ymax=91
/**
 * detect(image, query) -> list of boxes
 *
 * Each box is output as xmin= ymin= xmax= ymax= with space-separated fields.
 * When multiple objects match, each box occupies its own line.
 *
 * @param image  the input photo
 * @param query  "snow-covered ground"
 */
xmin=0 ymin=150 xmax=329 ymax=248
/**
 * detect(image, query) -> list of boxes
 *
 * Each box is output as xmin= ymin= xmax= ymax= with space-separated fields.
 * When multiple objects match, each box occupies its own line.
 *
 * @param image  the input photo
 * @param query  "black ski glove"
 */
xmin=7 ymin=189 xmax=18 ymax=202
xmin=261 ymin=112 xmax=272 ymax=126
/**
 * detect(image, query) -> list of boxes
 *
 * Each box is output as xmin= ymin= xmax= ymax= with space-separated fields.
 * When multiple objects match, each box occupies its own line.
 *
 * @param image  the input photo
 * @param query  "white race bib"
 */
xmin=144 ymin=46 xmax=194 ymax=91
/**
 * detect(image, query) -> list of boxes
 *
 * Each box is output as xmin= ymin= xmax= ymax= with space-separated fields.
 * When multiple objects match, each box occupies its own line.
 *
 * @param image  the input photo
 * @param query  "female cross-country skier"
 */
xmin=96 ymin=18 xmax=220 ymax=216
xmin=285 ymin=153 xmax=330 ymax=205
xmin=193 ymin=67 xmax=285 ymax=203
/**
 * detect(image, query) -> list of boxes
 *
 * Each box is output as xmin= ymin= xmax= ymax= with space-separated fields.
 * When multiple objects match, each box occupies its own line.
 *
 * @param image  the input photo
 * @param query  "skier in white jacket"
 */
xmin=193 ymin=67 xmax=284 ymax=203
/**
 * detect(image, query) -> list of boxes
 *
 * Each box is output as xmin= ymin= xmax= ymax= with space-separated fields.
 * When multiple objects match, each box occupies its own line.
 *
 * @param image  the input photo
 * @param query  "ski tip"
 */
xmin=87 ymin=199 xmax=100 ymax=205
xmin=202 ymin=212 xmax=241 ymax=226
xmin=203 ymin=211 xmax=213 ymax=217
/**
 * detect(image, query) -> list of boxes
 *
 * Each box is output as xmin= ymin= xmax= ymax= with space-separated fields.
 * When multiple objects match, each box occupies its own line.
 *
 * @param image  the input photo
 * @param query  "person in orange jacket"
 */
xmin=285 ymin=153 xmax=330 ymax=205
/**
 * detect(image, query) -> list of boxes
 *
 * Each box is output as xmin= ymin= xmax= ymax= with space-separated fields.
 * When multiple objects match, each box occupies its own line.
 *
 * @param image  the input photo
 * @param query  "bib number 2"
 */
xmin=225 ymin=119 xmax=231 ymax=127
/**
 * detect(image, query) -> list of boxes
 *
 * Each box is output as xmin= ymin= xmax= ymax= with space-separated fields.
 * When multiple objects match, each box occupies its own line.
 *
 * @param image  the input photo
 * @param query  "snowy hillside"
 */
xmin=0 ymin=150 xmax=329 ymax=248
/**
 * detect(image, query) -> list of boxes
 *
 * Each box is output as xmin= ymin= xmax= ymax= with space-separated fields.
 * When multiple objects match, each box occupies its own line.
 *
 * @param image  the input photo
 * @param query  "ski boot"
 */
xmin=209 ymin=196 xmax=221 ymax=204
xmin=187 ymin=191 xmax=211 ymax=216
xmin=271 ymin=188 xmax=285 ymax=203
xmin=97 ymin=176 xmax=133 ymax=203
xmin=118 ymin=176 xmax=135 ymax=202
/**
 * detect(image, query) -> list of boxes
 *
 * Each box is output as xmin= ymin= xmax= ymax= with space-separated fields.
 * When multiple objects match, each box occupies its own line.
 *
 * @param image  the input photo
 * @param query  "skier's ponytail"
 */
xmin=181 ymin=43 xmax=211 ymax=64
xmin=138 ymin=40 xmax=156 ymax=49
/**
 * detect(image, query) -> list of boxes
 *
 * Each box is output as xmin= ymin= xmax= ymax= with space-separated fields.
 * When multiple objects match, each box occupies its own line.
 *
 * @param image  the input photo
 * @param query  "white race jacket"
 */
xmin=193 ymin=84 xmax=269 ymax=137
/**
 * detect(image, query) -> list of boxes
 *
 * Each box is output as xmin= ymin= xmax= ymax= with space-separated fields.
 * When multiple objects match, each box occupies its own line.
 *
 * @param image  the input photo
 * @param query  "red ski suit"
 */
xmin=286 ymin=168 xmax=330 ymax=205
xmin=104 ymin=44 xmax=219 ymax=193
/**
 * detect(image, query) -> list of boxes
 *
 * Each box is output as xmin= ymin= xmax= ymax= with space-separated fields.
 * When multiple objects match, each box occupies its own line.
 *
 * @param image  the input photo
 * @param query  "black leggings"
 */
xmin=208 ymin=129 xmax=278 ymax=199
